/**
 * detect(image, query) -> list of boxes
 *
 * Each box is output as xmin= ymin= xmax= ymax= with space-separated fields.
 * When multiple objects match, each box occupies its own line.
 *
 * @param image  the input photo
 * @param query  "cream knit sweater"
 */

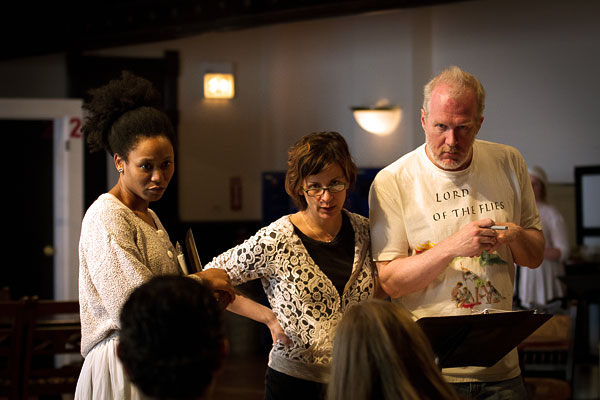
xmin=78 ymin=194 xmax=180 ymax=357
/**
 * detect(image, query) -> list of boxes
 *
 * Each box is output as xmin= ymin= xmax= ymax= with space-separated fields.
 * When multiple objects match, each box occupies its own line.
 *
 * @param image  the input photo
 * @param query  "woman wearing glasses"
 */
xmin=203 ymin=131 xmax=380 ymax=400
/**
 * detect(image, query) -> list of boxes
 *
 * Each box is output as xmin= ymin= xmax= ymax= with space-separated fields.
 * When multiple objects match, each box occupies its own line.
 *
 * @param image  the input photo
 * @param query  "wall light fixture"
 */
xmin=201 ymin=62 xmax=235 ymax=100
xmin=204 ymin=73 xmax=235 ymax=99
xmin=351 ymin=99 xmax=401 ymax=136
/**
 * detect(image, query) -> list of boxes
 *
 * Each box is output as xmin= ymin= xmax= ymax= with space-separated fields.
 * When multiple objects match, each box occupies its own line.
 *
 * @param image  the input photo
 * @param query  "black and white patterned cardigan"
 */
xmin=204 ymin=210 xmax=377 ymax=383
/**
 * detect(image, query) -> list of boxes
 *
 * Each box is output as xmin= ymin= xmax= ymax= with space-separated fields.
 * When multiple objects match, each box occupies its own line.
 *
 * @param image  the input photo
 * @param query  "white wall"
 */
xmin=1 ymin=0 xmax=598 ymax=227
xmin=86 ymin=10 xmax=423 ymax=221
xmin=430 ymin=0 xmax=600 ymax=183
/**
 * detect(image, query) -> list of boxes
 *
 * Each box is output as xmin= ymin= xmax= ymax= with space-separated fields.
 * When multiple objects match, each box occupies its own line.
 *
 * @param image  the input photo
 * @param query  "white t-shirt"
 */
xmin=369 ymin=140 xmax=541 ymax=382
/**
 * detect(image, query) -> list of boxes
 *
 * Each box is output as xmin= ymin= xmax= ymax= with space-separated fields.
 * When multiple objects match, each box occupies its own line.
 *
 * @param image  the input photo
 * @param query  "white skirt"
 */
xmin=75 ymin=334 xmax=143 ymax=400
xmin=518 ymin=259 xmax=566 ymax=308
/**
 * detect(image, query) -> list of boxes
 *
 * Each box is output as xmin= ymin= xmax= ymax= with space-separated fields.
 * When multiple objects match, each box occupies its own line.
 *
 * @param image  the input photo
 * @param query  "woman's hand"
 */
xmin=225 ymin=295 xmax=292 ymax=346
xmin=266 ymin=313 xmax=292 ymax=346
xmin=194 ymin=268 xmax=236 ymax=308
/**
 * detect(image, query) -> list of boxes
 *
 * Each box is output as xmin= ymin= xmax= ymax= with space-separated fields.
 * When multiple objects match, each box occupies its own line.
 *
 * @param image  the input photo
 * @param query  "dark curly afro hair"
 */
xmin=82 ymin=70 xmax=175 ymax=159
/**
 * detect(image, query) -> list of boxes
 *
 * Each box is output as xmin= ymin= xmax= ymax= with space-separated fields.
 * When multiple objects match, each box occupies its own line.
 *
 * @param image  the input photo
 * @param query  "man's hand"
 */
xmin=487 ymin=222 xmax=545 ymax=267
xmin=440 ymin=218 xmax=498 ymax=258
xmin=488 ymin=222 xmax=520 ymax=251
xmin=376 ymin=218 xmax=504 ymax=298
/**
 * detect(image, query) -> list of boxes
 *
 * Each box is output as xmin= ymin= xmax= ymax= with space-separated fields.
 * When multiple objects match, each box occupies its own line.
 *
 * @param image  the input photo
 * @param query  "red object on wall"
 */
xmin=230 ymin=176 xmax=242 ymax=210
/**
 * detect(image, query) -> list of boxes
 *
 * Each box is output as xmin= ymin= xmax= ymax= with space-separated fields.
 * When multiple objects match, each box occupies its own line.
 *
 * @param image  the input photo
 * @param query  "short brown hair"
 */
xmin=285 ymin=131 xmax=357 ymax=211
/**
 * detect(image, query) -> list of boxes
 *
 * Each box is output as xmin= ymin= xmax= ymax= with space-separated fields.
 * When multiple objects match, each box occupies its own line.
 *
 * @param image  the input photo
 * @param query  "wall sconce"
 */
xmin=351 ymin=100 xmax=402 ymax=136
xmin=201 ymin=62 xmax=235 ymax=99
xmin=204 ymin=73 xmax=235 ymax=99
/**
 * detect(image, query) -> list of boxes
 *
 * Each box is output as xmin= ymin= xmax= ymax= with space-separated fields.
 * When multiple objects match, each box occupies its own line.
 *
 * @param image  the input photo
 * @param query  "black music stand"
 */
xmin=417 ymin=310 xmax=552 ymax=368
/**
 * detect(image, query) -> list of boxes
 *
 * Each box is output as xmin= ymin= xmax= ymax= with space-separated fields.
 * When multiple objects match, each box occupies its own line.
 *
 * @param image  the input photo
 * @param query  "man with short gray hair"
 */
xmin=369 ymin=66 xmax=544 ymax=398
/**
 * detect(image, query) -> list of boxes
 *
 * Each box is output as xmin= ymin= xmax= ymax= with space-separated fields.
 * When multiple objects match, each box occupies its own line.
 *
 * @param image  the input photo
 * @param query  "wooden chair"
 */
xmin=0 ymin=300 xmax=27 ymax=400
xmin=21 ymin=299 xmax=83 ymax=398
xmin=518 ymin=302 xmax=577 ymax=400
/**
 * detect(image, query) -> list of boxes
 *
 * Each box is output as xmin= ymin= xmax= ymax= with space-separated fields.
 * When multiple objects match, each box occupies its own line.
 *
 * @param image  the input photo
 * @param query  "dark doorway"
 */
xmin=1 ymin=119 xmax=54 ymax=300
xmin=67 ymin=51 xmax=180 ymax=236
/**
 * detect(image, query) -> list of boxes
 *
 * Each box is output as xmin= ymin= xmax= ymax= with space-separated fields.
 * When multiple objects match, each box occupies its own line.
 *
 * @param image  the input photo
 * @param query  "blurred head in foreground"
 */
xmin=328 ymin=299 xmax=459 ymax=400
xmin=118 ymin=275 xmax=226 ymax=400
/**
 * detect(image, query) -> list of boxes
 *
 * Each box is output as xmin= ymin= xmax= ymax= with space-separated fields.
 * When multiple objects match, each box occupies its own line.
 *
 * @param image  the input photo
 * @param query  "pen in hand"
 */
xmin=489 ymin=225 xmax=507 ymax=230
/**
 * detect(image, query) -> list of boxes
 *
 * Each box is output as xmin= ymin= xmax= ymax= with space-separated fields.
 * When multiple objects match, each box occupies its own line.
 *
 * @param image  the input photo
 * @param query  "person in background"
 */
xmin=517 ymin=165 xmax=570 ymax=310
xmin=118 ymin=275 xmax=227 ymax=400
xmin=369 ymin=66 xmax=544 ymax=399
xmin=75 ymin=71 xmax=233 ymax=399
xmin=203 ymin=131 xmax=380 ymax=400
xmin=327 ymin=299 xmax=459 ymax=400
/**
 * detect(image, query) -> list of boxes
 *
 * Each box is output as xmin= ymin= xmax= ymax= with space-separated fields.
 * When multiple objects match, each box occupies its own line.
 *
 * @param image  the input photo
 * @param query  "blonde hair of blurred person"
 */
xmin=328 ymin=300 xmax=459 ymax=400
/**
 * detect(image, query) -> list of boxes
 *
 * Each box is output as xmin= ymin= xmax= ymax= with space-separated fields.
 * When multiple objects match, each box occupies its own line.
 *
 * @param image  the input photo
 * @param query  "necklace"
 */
xmin=301 ymin=212 xmax=335 ymax=243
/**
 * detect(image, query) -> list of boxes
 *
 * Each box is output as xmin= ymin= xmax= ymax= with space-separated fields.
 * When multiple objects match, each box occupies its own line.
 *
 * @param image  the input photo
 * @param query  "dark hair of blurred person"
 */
xmin=118 ymin=275 xmax=226 ymax=400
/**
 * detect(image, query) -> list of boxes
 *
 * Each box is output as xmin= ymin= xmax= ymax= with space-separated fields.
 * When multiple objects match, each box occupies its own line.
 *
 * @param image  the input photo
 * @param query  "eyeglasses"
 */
xmin=303 ymin=183 xmax=347 ymax=197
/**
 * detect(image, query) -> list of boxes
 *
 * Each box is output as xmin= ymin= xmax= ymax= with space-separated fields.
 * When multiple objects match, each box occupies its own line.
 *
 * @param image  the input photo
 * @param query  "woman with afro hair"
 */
xmin=75 ymin=71 xmax=233 ymax=399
